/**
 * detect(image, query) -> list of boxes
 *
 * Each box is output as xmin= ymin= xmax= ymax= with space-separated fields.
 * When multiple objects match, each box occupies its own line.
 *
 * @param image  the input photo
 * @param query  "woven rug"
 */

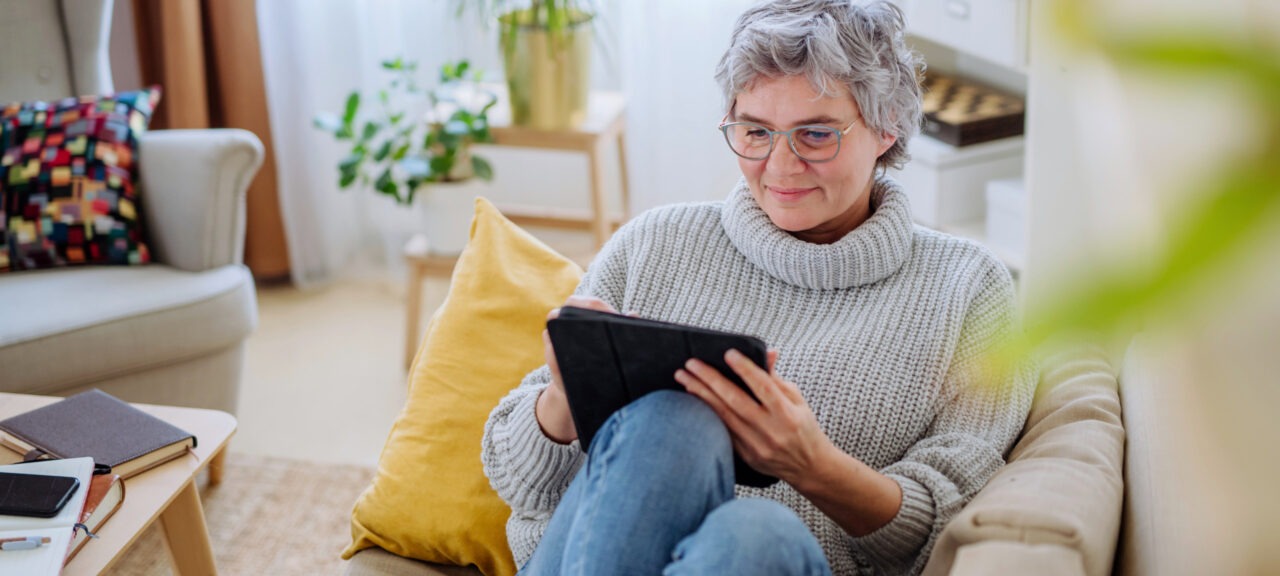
xmin=105 ymin=452 xmax=375 ymax=575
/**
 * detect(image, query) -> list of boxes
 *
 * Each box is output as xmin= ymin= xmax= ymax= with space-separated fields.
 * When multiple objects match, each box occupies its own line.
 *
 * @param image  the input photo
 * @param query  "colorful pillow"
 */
xmin=344 ymin=197 xmax=584 ymax=576
xmin=0 ymin=87 xmax=161 ymax=271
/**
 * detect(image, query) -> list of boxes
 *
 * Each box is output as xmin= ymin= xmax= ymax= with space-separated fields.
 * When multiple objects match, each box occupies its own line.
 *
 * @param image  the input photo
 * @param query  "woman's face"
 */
xmin=732 ymin=75 xmax=895 ymax=244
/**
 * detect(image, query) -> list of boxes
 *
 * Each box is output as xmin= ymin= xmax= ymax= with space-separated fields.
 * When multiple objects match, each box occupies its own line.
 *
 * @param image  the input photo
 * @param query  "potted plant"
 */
xmin=315 ymin=58 xmax=497 ymax=257
xmin=456 ymin=1 xmax=595 ymax=129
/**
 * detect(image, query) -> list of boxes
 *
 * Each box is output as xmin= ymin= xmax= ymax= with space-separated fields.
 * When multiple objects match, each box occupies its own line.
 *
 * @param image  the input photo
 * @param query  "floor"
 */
xmin=230 ymin=227 xmax=597 ymax=468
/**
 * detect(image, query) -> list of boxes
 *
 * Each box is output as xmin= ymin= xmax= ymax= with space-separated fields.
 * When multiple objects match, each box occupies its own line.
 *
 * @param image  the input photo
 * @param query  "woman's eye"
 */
xmin=802 ymin=129 xmax=834 ymax=143
xmin=745 ymin=128 xmax=769 ymax=139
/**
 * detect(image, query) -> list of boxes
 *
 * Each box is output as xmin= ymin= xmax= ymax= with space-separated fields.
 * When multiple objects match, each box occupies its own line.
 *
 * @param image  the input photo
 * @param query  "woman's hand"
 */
xmin=675 ymin=349 xmax=836 ymax=484
xmin=535 ymin=295 xmax=619 ymax=444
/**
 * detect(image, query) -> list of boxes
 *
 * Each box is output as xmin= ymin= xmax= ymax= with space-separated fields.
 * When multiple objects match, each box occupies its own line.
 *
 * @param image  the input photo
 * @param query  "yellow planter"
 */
xmin=499 ymin=10 xmax=592 ymax=130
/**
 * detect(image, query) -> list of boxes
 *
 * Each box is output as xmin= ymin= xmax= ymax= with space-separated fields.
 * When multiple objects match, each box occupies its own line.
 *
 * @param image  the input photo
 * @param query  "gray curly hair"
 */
xmin=714 ymin=0 xmax=924 ymax=170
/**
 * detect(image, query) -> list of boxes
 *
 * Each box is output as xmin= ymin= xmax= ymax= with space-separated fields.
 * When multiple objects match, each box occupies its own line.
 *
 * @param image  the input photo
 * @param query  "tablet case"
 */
xmin=546 ymin=306 xmax=779 ymax=488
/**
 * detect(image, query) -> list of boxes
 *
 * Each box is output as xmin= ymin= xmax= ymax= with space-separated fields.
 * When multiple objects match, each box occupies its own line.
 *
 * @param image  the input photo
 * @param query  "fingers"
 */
xmin=682 ymin=357 xmax=769 ymax=420
xmin=563 ymin=295 xmax=617 ymax=314
xmin=767 ymin=349 xmax=779 ymax=374
xmin=675 ymin=367 xmax=766 ymax=447
xmin=542 ymin=329 xmax=564 ymax=388
xmin=724 ymin=349 xmax=785 ymax=409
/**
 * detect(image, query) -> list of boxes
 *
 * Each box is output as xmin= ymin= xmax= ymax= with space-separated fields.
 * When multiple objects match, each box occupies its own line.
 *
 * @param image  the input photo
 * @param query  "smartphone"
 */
xmin=0 ymin=471 xmax=80 ymax=518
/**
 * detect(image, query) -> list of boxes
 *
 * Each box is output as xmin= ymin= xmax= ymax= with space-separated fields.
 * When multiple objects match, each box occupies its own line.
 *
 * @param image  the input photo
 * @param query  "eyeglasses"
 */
xmin=718 ymin=114 xmax=860 ymax=163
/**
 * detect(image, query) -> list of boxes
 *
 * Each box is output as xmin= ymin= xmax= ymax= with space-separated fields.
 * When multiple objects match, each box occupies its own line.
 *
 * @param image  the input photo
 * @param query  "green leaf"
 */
xmin=382 ymin=57 xmax=404 ymax=71
xmin=429 ymin=154 xmax=453 ymax=178
xmin=339 ymin=168 xmax=358 ymax=189
xmin=471 ymin=155 xmax=494 ymax=181
xmin=389 ymin=112 xmax=405 ymax=126
xmin=361 ymin=121 xmax=379 ymax=142
xmin=373 ymin=140 xmax=393 ymax=161
xmin=392 ymin=142 xmax=411 ymax=160
xmin=342 ymin=92 xmax=360 ymax=127
xmin=375 ymin=168 xmax=401 ymax=202
xmin=379 ymin=89 xmax=390 ymax=106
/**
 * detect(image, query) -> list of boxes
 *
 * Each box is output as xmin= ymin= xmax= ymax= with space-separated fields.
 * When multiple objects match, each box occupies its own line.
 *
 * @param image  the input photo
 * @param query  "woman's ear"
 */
xmin=877 ymin=132 xmax=898 ymax=157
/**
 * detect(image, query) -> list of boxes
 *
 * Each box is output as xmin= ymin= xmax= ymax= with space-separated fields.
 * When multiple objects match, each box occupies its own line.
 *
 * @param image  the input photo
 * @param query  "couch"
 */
xmin=0 ymin=0 xmax=263 ymax=416
xmin=343 ymin=337 xmax=1137 ymax=576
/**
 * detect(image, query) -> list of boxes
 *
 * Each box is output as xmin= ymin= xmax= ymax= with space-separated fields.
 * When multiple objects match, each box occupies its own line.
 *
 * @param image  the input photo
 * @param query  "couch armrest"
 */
xmin=923 ymin=344 xmax=1126 ymax=576
xmin=949 ymin=541 xmax=1087 ymax=576
xmin=138 ymin=129 xmax=265 ymax=272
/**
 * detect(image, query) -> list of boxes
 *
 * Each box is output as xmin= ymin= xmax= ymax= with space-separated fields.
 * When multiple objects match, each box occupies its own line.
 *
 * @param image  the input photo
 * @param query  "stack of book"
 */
xmin=0 ymin=390 xmax=197 ymax=572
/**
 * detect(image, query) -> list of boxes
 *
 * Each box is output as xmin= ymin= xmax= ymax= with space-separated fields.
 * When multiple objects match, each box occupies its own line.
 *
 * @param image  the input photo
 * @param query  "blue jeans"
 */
xmin=519 ymin=390 xmax=832 ymax=576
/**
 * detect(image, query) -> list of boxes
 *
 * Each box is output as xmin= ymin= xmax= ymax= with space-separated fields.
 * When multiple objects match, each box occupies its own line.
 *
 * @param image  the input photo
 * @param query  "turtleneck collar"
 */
xmin=720 ymin=176 xmax=915 ymax=290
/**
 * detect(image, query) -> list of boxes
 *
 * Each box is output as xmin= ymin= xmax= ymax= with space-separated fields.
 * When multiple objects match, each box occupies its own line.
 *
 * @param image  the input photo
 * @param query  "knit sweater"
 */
xmin=481 ymin=177 xmax=1035 ymax=575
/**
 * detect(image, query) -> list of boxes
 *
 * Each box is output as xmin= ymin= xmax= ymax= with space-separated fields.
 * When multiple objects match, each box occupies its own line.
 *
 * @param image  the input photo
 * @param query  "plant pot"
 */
xmin=499 ymin=9 xmax=592 ymax=130
xmin=416 ymin=179 xmax=487 ymax=256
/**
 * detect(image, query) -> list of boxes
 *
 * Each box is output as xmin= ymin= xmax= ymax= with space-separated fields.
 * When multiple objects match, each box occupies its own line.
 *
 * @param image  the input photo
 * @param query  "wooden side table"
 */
xmin=484 ymin=87 xmax=631 ymax=248
xmin=0 ymin=393 xmax=236 ymax=576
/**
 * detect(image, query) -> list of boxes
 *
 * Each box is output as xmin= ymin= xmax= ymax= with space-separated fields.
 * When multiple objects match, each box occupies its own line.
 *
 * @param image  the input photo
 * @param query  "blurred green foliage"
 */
xmin=314 ymin=59 xmax=497 ymax=206
xmin=1013 ymin=1 xmax=1280 ymax=359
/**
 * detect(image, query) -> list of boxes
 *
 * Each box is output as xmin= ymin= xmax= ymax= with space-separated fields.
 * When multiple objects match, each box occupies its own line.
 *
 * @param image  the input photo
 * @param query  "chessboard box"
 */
xmin=890 ymin=135 xmax=1024 ymax=229
xmin=920 ymin=73 xmax=1026 ymax=147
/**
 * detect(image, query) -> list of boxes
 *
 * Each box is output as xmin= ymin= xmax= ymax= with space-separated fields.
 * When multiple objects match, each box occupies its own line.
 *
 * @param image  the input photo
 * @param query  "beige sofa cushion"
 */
xmin=0 ymin=264 xmax=256 ymax=392
xmin=924 ymin=344 xmax=1125 ymax=576
xmin=345 ymin=548 xmax=482 ymax=576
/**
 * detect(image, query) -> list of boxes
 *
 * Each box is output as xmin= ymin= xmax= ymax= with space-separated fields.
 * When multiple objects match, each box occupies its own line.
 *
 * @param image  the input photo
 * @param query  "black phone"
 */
xmin=0 ymin=471 xmax=80 ymax=518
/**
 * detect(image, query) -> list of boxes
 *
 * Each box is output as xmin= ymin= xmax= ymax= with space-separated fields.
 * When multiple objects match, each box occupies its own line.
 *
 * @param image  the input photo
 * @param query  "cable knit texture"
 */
xmin=481 ymin=177 xmax=1034 ymax=575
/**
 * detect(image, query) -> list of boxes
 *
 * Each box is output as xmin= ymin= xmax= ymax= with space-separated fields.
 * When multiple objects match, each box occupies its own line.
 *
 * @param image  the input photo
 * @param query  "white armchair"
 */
xmin=0 ymin=0 xmax=263 ymax=415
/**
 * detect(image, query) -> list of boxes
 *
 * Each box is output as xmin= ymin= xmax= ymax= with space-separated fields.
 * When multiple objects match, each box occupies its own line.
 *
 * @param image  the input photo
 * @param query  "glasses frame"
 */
xmin=717 ymin=114 xmax=860 ymax=163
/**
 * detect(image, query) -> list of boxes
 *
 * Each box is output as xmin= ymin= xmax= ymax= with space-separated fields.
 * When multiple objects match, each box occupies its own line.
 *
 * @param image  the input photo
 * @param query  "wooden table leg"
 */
xmin=207 ymin=449 xmax=225 ymax=487
xmin=587 ymin=141 xmax=611 ymax=248
xmin=616 ymin=127 xmax=630 ymax=223
xmin=404 ymin=260 xmax=425 ymax=371
xmin=160 ymin=479 xmax=218 ymax=576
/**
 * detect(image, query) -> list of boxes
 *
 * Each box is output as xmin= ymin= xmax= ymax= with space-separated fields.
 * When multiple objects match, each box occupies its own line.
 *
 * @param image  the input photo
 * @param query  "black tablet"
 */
xmin=546 ymin=306 xmax=778 ymax=488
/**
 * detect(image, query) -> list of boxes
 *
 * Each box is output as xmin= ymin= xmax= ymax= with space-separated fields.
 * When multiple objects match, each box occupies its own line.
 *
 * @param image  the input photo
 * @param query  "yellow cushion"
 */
xmin=344 ymin=198 xmax=584 ymax=576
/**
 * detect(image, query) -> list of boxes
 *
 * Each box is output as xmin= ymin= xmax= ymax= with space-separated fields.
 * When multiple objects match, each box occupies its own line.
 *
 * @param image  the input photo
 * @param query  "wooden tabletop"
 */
xmin=481 ymin=83 xmax=627 ymax=150
xmin=0 ymin=393 xmax=237 ymax=575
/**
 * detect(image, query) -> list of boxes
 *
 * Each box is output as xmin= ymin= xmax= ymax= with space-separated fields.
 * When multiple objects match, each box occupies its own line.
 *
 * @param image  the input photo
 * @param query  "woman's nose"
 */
xmin=766 ymin=138 xmax=806 ymax=175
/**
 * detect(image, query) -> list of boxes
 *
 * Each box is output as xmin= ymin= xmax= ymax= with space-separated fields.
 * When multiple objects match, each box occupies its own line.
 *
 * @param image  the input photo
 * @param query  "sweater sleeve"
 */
xmin=846 ymin=262 xmax=1036 ymax=575
xmin=480 ymin=219 xmax=635 ymax=561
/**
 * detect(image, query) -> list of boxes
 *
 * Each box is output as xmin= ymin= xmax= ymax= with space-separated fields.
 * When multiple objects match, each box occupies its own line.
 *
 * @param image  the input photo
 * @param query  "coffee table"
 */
xmin=0 ymin=392 xmax=236 ymax=575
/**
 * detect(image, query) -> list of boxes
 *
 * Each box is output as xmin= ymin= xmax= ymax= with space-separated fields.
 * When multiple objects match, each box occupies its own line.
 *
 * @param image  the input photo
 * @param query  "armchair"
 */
xmin=0 ymin=0 xmax=263 ymax=416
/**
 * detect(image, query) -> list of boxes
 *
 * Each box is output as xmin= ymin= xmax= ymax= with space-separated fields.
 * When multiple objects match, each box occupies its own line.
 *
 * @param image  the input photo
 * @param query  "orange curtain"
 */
xmin=132 ymin=0 xmax=291 ymax=281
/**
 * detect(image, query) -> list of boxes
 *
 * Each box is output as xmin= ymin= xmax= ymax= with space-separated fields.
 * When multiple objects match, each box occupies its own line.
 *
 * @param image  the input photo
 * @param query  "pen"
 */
xmin=0 ymin=536 xmax=51 ymax=551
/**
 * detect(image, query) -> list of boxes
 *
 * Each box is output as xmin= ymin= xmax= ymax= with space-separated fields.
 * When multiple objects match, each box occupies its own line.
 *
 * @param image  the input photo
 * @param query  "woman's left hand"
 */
xmin=675 ymin=349 xmax=834 ymax=484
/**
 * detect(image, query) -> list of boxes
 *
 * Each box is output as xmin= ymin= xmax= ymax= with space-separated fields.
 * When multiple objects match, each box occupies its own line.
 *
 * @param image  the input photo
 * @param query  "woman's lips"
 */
xmin=767 ymin=185 xmax=817 ymax=201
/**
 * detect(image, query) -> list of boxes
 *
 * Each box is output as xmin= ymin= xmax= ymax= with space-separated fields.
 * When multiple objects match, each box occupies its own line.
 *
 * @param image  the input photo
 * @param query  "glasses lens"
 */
xmin=724 ymin=123 xmax=773 ymax=160
xmin=792 ymin=127 xmax=841 ymax=162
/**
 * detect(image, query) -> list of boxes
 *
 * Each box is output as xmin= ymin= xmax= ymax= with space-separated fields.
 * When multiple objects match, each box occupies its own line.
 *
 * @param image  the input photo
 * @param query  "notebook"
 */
xmin=66 ymin=473 xmax=125 ymax=562
xmin=0 ymin=390 xmax=197 ymax=479
xmin=0 ymin=457 xmax=95 ymax=575
xmin=546 ymin=306 xmax=778 ymax=488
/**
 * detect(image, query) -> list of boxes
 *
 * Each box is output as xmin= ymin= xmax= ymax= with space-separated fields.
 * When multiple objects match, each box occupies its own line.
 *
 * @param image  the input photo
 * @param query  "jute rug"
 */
xmin=106 ymin=452 xmax=375 ymax=576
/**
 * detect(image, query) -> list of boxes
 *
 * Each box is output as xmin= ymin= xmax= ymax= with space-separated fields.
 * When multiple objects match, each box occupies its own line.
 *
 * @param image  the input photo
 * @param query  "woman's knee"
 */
xmin=703 ymin=499 xmax=813 ymax=547
xmin=618 ymin=390 xmax=730 ymax=453
xmin=668 ymin=499 xmax=829 ymax=576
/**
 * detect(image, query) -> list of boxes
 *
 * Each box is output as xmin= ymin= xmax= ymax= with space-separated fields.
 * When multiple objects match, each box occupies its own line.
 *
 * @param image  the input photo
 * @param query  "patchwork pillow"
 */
xmin=0 ymin=87 xmax=161 ymax=271
xmin=344 ymin=197 xmax=584 ymax=576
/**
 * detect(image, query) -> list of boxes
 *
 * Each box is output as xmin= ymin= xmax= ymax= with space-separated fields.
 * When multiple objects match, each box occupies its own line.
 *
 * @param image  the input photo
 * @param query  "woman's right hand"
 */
xmin=535 ymin=295 xmax=620 ymax=444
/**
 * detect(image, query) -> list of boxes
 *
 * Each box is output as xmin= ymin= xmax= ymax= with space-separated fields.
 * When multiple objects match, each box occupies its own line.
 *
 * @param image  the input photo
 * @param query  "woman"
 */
xmin=482 ymin=1 xmax=1034 ymax=574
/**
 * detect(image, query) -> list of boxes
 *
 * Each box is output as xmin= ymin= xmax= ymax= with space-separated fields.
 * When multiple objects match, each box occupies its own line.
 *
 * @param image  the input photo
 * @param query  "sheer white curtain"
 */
xmin=257 ymin=0 xmax=753 ymax=287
